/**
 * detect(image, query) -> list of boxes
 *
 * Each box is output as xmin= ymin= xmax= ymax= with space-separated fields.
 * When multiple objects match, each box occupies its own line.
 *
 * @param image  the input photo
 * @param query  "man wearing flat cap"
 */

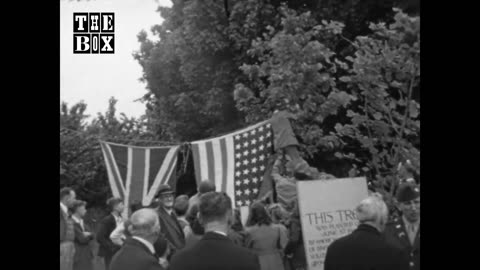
xmin=154 ymin=184 xmax=185 ymax=260
xmin=384 ymin=183 xmax=420 ymax=270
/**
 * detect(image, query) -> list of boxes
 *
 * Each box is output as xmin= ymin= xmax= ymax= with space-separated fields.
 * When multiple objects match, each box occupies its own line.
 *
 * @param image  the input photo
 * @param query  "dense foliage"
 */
xmin=134 ymin=0 xmax=420 ymax=193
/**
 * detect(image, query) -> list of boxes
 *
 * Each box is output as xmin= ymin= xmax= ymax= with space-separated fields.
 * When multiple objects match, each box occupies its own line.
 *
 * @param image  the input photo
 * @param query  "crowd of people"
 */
xmin=60 ymin=179 xmax=420 ymax=270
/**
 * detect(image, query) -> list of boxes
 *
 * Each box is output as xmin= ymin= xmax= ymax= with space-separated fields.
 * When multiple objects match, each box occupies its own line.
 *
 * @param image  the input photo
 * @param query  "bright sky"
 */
xmin=60 ymin=0 xmax=172 ymax=119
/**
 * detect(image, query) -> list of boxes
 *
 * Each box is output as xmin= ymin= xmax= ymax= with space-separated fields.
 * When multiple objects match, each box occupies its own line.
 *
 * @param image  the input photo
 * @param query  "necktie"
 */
xmin=408 ymin=224 xmax=415 ymax=244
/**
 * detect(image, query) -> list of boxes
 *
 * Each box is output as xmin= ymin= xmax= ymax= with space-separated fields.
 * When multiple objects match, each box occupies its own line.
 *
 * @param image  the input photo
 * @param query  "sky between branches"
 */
xmin=60 ymin=0 xmax=172 ymax=119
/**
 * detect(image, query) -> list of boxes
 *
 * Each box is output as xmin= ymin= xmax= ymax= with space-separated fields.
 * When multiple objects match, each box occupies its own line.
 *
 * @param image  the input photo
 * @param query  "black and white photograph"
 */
xmin=60 ymin=1 xmax=420 ymax=270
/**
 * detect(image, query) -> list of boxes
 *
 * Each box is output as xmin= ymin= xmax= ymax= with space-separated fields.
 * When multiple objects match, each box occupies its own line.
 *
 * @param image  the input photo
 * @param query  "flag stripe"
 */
xmin=106 ymin=143 xmax=126 ymax=194
xmin=197 ymin=142 xmax=209 ymax=182
xmin=144 ymin=146 xmax=179 ymax=204
xmin=103 ymin=143 xmax=125 ymax=198
xmin=212 ymin=139 xmax=223 ymax=191
xmin=220 ymin=138 xmax=228 ymax=194
xmin=148 ymin=148 xmax=166 ymax=192
xmin=191 ymin=143 xmax=202 ymax=186
xmin=205 ymin=141 xmax=215 ymax=184
xmin=143 ymin=149 xmax=150 ymax=204
xmin=109 ymin=144 xmax=129 ymax=189
xmin=225 ymin=136 xmax=235 ymax=203
xmin=163 ymin=154 xmax=178 ymax=187
xmin=100 ymin=142 xmax=122 ymax=198
xmin=129 ymin=148 xmax=146 ymax=206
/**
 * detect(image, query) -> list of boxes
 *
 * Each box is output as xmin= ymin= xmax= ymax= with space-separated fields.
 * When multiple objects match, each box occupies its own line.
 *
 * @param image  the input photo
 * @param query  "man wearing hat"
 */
xmin=384 ymin=183 xmax=420 ymax=270
xmin=154 ymin=184 xmax=185 ymax=260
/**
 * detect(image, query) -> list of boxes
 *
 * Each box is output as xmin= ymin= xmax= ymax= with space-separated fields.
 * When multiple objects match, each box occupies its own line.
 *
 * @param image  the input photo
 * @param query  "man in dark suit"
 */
xmin=324 ymin=194 xmax=408 ymax=270
xmin=385 ymin=183 xmax=420 ymax=270
xmin=110 ymin=208 xmax=165 ymax=270
xmin=169 ymin=191 xmax=261 ymax=270
xmin=96 ymin=197 xmax=125 ymax=268
xmin=154 ymin=185 xmax=185 ymax=258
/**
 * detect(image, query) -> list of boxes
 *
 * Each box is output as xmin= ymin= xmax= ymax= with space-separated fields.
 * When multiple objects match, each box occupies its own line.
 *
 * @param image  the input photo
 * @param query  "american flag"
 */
xmin=191 ymin=121 xmax=273 ymax=207
xmin=99 ymin=141 xmax=180 ymax=211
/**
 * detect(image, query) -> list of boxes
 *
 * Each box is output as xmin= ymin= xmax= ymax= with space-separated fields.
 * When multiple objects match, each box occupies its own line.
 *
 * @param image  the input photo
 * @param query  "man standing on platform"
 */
xmin=385 ymin=183 xmax=421 ymax=270
xmin=96 ymin=197 xmax=125 ymax=269
xmin=155 ymin=184 xmax=185 ymax=258
xmin=60 ymin=187 xmax=76 ymax=270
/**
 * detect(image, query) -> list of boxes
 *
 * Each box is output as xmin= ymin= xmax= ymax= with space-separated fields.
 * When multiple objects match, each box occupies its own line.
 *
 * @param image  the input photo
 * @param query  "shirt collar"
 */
xmin=402 ymin=215 xmax=420 ymax=228
xmin=112 ymin=213 xmax=122 ymax=222
xmin=60 ymin=203 xmax=68 ymax=214
xmin=132 ymin=236 xmax=155 ymax=255
xmin=72 ymin=215 xmax=82 ymax=224
xmin=211 ymin=230 xmax=228 ymax=237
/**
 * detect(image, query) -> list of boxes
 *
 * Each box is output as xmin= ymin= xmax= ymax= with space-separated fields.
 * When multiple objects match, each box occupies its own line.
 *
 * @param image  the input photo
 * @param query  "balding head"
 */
xmin=355 ymin=194 xmax=389 ymax=232
xmin=129 ymin=208 xmax=161 ymax=243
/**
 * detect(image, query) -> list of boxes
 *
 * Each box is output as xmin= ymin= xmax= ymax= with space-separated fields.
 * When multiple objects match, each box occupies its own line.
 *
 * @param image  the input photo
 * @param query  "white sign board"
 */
xmin=297 ymin=177 xmax=368 ymax=270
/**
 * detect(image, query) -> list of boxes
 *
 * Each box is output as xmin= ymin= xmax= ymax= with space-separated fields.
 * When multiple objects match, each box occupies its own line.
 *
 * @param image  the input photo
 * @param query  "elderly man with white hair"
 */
xmin=110 ymin=208 xmax=166 ymax=270
xmin=324 ymin=194 xmax=409 ymax=270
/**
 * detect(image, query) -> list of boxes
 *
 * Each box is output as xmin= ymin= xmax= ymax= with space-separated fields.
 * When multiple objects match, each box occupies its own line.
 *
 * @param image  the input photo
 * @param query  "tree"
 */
xmin=60 ymin=98 xmax=160 ymax=208
xmin=235 ymin=7 xmax=420 ymax=199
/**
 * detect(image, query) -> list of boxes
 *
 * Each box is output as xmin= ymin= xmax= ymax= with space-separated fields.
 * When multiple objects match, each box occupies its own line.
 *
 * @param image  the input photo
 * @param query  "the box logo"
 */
xmin=73 ymin=13 xmax=114 ymax=54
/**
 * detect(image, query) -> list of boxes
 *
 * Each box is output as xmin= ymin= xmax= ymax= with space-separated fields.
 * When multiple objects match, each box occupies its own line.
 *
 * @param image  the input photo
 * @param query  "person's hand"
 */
xmin=83 ymin=232 xmax=92 ymax=237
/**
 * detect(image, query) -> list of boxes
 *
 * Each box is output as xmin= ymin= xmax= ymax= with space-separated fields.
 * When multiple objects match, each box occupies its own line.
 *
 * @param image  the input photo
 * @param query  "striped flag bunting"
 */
xmin=191 ymin=121 xmax=274 ymax=208
xmin=99 ymin=141 xmax=180 ymax=208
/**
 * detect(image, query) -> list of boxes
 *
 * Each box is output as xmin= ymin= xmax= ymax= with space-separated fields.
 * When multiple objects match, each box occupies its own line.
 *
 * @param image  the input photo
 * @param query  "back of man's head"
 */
xmin=129 ymin=208 xmax=160 ymax=242
xmin=199 ymin=191 xmax=232 ymax=225
xmin=174 ymin=195 xmax=189 ymax=216
xmin=198 ymin=180 xmax=216 ymax=194
xmin=355 ymin=194 xmax=389 ymax=232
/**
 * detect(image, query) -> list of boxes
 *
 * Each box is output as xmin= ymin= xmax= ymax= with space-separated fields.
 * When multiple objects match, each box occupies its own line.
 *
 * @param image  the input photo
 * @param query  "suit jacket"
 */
xmin=73 ymin=221 xmax=94 ymax=270
xmin=384 ymin=217 xmax=420 ymax=270
xmin=60 ymin=207 xmax=75 ymax=243
xmin=156 ymin=207 xmax=185 ymax=253
xmin=110 ymin=238 xmax=164 ymax=270
xmin=96 ymin=214 xmax=120 ymax=258
xmin=324 ymin=224 xmax=409 ymax=270
xmin=169 ymin=231 xmax=261 ymax=270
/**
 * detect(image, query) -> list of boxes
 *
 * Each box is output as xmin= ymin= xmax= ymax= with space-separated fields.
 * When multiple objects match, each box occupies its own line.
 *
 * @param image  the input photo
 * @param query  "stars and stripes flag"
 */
xmin=99 ymin=141 xmax=180 ymax=209
xmin=191 ymin=121 xmax=274 ymax=208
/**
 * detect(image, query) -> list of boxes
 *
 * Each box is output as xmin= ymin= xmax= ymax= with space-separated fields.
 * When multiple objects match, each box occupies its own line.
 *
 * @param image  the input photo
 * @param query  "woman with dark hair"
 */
xmin=184 ymin=204 xmax=204 ymax=248
xmin=227 ymin=208 xmax=245 ymax=247
xmin=245 ymin=202 xmax=289 ymax=270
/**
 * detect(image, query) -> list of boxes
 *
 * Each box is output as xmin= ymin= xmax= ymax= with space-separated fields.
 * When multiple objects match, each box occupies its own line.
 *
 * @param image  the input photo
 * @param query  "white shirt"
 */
xmin=72 ymin=215 xmax=84 ymax=231
xmin=211 ymin=230 xmax=228 ymax=237
xmin=165 ymin=208 xmax=173 ymax=215
xmin=60 ymin=203 xmax=68 ymax=215
xmin=132 ymin=236 xmax=155 ymax=255
xmin=112 ymin=213 xmax=123 ymax=226
xmin=402 ymin=216 xmax=420 ymax=245
xmin=110 ymin=222 xmax=126 ymax=246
